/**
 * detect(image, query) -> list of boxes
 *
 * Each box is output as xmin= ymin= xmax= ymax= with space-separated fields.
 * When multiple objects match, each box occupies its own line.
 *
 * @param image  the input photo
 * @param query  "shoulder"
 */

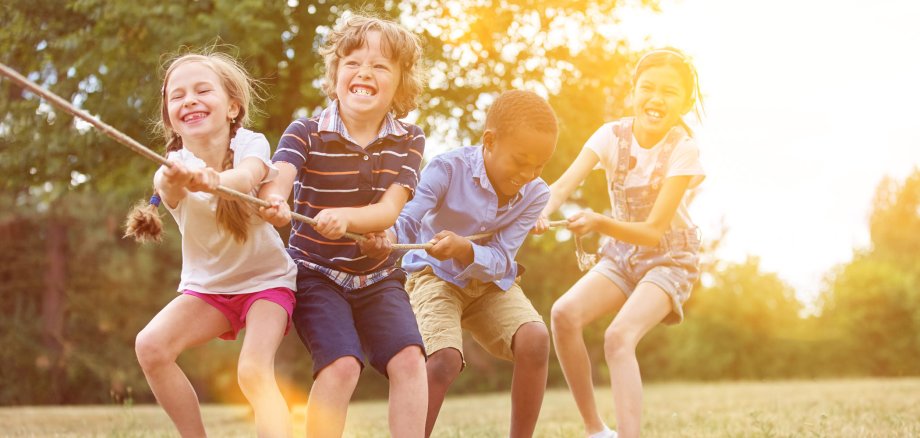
xmin=673 ymin=136 xmax=701 ymax=157
xmin=285 ymin=116 xmax=319 ymax=133
xmin=528 ymin=177 xmax=550 ymax=198
xmin=590 ymin=120 xmax=622 ymax=141
xmin=398 ymin=121 xmax=426 ymax=138
xmin=426 ymin=147 xmax=466 ymax=172
xmin=232 ymin=128 xmax=269 ymax=149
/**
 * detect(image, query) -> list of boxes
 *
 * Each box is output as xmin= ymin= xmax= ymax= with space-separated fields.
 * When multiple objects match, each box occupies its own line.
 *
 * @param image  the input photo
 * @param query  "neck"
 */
xmin=632 ymin=121 xmax=671 ymax=149
xmin=339 ymin=105 xmax=386 ymax=148
xmin=183 ymin=134 xmax=229 ymax=169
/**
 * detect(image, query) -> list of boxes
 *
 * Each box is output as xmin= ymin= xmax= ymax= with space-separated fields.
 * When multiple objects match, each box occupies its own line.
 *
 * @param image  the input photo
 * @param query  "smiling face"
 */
xmin=482 ymin=127 xmax=556 ymax=199
xmin=164 ymin=61 xmax=239 ymax=144
xmin=333 ymin=30 xmax=401 ymax=124
xmin=631 ymin=64 xmax=692 ymax=141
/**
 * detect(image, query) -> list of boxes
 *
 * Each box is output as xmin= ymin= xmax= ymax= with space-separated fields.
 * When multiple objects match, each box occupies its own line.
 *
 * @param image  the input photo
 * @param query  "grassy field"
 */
xmin=2 ymin=378 xmax=919 ymax=437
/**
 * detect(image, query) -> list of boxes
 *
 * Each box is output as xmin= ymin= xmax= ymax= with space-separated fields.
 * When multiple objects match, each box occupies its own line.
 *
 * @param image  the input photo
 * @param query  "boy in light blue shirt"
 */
xmin=360 ymin=90 xmax=558 ymax=438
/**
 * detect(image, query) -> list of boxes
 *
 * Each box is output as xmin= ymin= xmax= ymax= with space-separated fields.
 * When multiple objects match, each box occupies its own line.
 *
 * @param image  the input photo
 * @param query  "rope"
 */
xmin=0 ymin=62 xmax=569 ymax=251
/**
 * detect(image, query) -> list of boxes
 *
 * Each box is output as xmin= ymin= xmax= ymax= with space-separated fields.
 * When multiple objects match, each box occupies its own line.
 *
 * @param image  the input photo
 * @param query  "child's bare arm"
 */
xmin=257 ymin=162 xmax=297 ymax=227
xmin=534 ymin=148 xmax=600 ymax=234
xmin=315 ymin=184 xmax=410 ymax=239
xmin=218 ymin=157 xmax=268 ymax=194
xmin=569 ymin=175 xmax=692 ymax=246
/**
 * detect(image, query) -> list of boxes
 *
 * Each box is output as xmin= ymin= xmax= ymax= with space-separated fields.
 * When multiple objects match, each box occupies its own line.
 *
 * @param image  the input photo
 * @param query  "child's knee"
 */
xmin=512 ymin=323 xmax=550 ymax=364
xmin=134 ymin=330 xmax=173 ymax=371
xmin=237 ymin=357 xmax=274 ymax=393
xmin=426 ymin=348 xmax=462 ymax=385
xmin=317 ymin=356 xmax=362 ymax=388
xmin=550 ymin=300 xmax=581 ymax=333
xmin=603 ymin=324 xmax=636 ymax=361
xmin=386 ymin=345 xmax=426 ymax=379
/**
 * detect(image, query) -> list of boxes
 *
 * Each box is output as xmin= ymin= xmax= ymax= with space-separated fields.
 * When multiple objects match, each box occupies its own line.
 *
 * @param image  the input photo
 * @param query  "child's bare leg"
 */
xmin=604 ymin=283 xmax=671 ymax=438
xmin=238 ymin=300 xmax=291 ymax=438
xmin=307 ymin=356 xmax=361 ymax=438
xmin=135 ymin=294 xmax=230 ymax=438
xmin=386 ymin=345 xmax=428 ymax=438
xmin=551 ymin=273 xmax=626 ymax=436
xmin=423 ymin=348 xmax=463 ymax=437
xmin=509 ymin=322 xmax=550 ymax=438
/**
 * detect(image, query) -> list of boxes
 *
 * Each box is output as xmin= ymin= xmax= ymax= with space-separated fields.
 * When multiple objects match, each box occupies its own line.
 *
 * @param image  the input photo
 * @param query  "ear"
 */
xmin=482 ymin=129 xmax=495 ymax=152
xmin=228 ymin=101 xmax=241 ymax=121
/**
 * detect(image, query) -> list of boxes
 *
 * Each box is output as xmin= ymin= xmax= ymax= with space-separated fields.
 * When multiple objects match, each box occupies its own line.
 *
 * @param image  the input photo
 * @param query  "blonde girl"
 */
xmin=125 ymin=51 xmax=297 ymax=437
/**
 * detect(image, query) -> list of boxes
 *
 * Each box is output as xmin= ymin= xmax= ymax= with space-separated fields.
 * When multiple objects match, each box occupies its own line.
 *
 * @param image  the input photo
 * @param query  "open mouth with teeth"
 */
xmin=644 ymin=108 xmax=666 ymax=121
xmin=350 ymin=84 xmax=377 ymax=96
xmin=182 ymin=112 xmax=208 ymax=123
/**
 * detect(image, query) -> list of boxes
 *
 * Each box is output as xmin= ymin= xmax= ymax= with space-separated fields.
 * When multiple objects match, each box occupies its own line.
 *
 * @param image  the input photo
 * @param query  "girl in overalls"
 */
xmin=534 ymin=48 xmax=705 ymax=438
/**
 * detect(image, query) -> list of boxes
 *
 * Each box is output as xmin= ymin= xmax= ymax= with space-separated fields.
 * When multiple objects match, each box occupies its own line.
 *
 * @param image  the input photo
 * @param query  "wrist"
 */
xmin=456 ymin=239 xmax=474 ymax=265
xmin=265 ymin=193 xmax=287 ymax=203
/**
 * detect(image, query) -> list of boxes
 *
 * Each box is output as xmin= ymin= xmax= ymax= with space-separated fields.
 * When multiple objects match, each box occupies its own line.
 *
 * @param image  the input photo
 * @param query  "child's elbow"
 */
xmin=642 ymin=222 xmax=670 ymax=246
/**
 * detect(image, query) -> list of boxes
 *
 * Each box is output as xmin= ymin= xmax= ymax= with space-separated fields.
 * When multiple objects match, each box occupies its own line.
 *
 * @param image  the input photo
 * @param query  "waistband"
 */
xmin=659 ymin=227 xmax=701 ymax=252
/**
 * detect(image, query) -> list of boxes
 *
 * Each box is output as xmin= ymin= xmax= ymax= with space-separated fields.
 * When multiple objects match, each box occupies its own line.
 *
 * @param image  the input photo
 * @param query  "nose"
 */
xmin=182 ymin=94 xmax=198 ymax=107
xmin=357 ymin=64 xmax=372 ymax=79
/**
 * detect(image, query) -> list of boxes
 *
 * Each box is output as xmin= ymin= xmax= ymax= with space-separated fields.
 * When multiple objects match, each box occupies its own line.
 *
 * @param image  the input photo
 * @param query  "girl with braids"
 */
xmin=534 ymin=48 xmax=705 ymax=438
xmin=125 ymin=51 xmax=297 ymax=437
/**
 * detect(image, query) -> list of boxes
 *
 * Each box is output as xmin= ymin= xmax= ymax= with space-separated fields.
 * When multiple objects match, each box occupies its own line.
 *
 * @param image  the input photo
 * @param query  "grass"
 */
xmin=1 ymin=378 xmax=919 ymax=437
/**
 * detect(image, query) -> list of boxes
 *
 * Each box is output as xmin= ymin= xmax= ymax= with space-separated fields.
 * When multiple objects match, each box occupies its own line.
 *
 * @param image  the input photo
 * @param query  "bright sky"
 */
xmin=614 ymin=0 xmax=920 ymax=302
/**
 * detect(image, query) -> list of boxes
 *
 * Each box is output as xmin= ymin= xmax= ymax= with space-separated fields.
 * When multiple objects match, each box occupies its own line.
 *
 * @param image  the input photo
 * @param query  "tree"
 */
xmin=820 ymin=168 xmax=920 ymax=376
xmin=1 ymin=0 xmax=659 ymax=403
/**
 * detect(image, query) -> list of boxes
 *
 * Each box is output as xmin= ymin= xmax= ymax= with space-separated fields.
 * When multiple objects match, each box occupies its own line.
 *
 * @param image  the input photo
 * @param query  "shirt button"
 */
xmin=480 ymin=226 xmax=486 ymax=231
xmin=363 ymin=155 xmax=369 ymax=161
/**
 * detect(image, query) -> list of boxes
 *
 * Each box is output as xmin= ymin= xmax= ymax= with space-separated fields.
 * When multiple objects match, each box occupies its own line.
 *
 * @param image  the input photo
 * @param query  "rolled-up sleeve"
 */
xmin=455 ymin=188 xmax=550 ymax=289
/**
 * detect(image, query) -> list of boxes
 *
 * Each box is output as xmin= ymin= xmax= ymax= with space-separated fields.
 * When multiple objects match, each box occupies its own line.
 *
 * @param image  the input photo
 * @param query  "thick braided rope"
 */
xmin=0 ymin=62 xmax=568 ymax=250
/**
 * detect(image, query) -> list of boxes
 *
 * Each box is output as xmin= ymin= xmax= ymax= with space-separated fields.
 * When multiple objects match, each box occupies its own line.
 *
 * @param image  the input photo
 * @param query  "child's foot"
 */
xmin=587 ymin=425 xmax=618 ymax=438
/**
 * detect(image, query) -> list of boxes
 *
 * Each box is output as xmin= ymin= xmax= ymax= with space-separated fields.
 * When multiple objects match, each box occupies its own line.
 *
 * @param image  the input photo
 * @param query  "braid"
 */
xmin=124 ymin=133 xmax=183 ymax=243
xmin=215 ymin=122 xmax=252 ymax=243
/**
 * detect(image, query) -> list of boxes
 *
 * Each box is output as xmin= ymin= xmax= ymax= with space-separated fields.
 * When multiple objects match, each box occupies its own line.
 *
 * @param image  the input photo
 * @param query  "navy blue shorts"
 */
xmin=292 ymin=266 xmax=425 ymax=378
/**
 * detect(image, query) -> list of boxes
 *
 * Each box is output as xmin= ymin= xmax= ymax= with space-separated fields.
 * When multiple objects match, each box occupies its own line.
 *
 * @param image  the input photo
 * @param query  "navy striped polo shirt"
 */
xmin=273 ymin=102 xmax=425 ymax=277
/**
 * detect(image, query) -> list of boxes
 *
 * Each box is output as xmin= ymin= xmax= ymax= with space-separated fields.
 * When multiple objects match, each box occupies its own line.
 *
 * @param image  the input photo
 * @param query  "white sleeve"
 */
xmin=231 ymin=129 xmax=279 ymax=183
xmin=667 ymin=138 xmax=705 ymax=188
xmin=583 ymin=123 xmax=617 ymax=172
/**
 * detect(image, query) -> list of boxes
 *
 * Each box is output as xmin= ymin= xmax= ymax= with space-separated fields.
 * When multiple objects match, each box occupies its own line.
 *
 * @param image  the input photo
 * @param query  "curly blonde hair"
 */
xmin=321 ymin=14 xmax=425 ymax=119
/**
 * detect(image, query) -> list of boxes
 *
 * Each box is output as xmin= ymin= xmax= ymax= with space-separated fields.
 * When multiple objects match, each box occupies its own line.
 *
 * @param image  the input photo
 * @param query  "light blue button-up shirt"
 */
xmin=392 ymin=146 xmax=550 ymax=291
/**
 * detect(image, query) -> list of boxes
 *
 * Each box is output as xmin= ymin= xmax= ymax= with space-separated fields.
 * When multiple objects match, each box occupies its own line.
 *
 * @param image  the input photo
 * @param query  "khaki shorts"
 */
xmin=406 ymin=266 xmax=544 ymax=363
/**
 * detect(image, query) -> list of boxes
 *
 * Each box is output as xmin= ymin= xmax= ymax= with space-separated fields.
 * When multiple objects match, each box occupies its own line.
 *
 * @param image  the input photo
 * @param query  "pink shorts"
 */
xmin=182 ymin=287 xmax=296 ymax=341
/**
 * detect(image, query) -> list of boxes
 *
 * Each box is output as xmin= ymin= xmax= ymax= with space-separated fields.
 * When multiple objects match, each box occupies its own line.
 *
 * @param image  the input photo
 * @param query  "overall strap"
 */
xmin=611 ymin=117 xmax=634 ymax=221
xmin=647 ymin=125 xmax=689 ymax=192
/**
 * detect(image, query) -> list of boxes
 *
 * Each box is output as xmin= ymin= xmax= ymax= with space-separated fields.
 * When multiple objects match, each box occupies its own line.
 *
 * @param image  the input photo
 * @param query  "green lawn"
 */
xmin=2 ymin=378 xmax=919 ymax=437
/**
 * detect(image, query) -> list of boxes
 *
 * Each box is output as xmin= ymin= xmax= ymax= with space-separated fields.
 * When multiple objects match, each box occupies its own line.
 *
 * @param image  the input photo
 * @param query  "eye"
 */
xmin=344 ymin=60 xmax=359 ymax=67
xmin=374 ymin=64 xmax=390 ymax=71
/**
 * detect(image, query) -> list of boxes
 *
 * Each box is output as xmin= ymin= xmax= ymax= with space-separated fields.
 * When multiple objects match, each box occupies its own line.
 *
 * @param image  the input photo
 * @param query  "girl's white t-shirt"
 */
xmin=155 ymin=128 xmax=297 ymax=294
xmin=584 ymin=121 xmax=705 ymax=230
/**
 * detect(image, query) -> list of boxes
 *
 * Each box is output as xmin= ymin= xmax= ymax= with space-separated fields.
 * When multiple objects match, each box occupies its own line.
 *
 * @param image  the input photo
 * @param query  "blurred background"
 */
xmin=1 ymin=0 xmax=919 ymax=407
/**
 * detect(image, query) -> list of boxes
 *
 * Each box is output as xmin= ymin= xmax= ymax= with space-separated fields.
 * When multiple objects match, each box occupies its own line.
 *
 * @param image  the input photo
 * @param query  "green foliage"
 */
xmin=820 ymin=168 xmax=920 ymax=376
xmin=6 ymin=0 xmax=916 ymax=406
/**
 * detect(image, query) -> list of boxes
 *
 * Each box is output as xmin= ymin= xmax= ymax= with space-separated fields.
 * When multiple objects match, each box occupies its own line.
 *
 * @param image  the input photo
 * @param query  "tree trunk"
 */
xmin=42 ymin=214 xmax=67 ymax=404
